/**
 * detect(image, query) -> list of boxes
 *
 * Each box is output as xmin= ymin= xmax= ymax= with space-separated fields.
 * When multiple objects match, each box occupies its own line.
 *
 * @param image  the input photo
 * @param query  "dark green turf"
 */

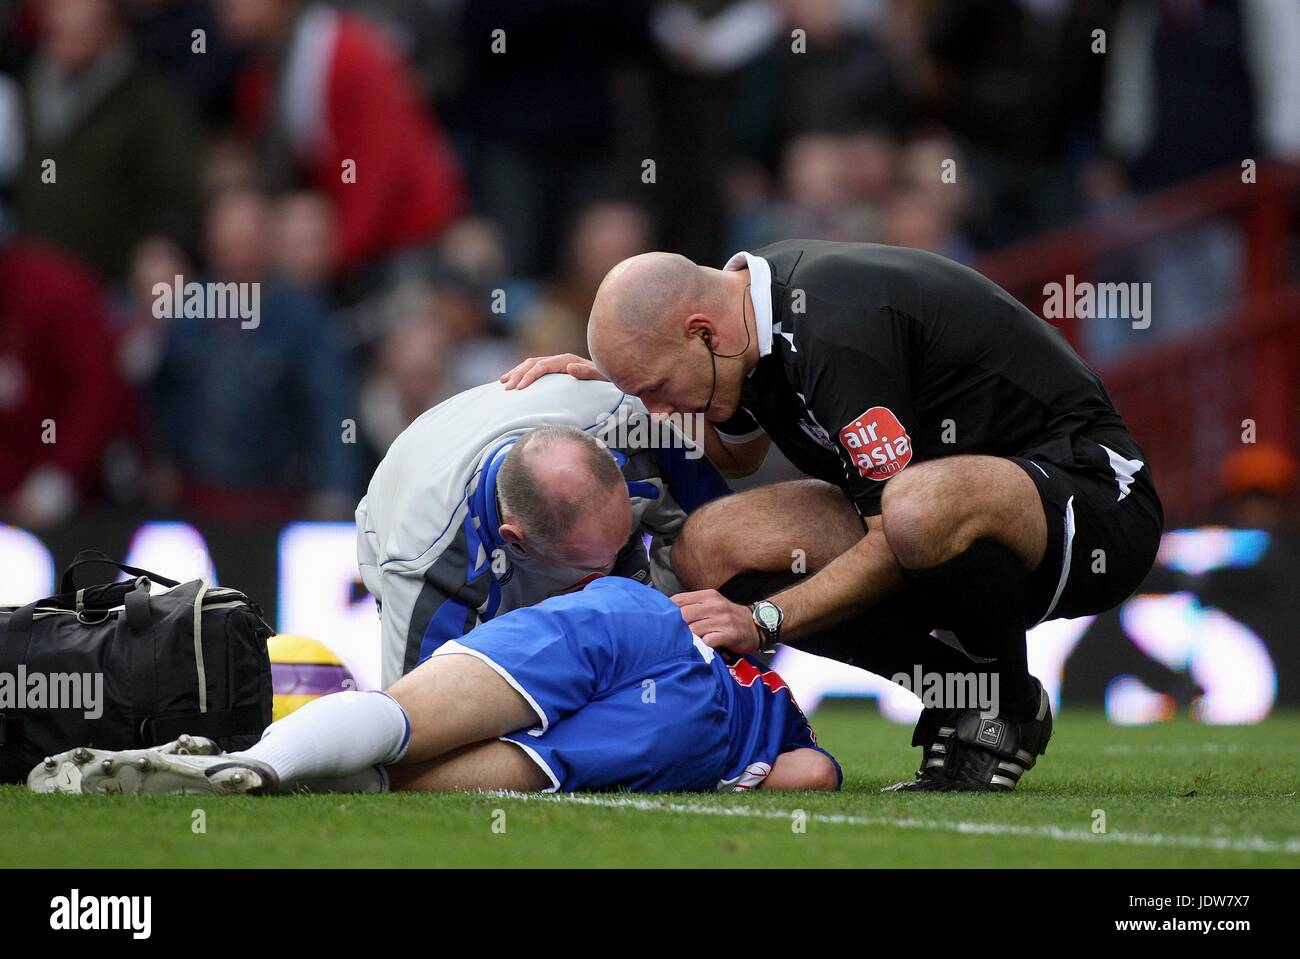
xmin=2 ymin=705 xmax=1297 ymax=867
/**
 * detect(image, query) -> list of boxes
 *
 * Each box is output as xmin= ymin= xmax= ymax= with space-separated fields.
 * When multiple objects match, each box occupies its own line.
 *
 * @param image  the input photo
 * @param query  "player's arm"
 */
xmin=703 ymin=428 xmax=770 ymax=478
xmin=672 ymin=513 xmax=898 ymax=648
xmin=704 ymin=406 xmax=770 ymax=478
xmin=771 ymin=513 xmax=901 ymax=641
xmin=764 ymin=748 xmax=842 ymax=791
xmin=672 ymin=514 xmax=901 ymax=649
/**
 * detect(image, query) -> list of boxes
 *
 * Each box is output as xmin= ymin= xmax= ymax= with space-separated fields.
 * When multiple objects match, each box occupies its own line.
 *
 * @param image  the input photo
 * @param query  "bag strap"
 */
xmin=1 ymin=574 xmax=157 ymax=662
xmin=141 ymin=706 xmax=266 ymax=744
xmin=60 ymin=549 xmax=179 ymax=594
xmin=36 ymin=580 xmax=140 ymax=614
xmin=125 ymin=581 xmax=158 ymax=738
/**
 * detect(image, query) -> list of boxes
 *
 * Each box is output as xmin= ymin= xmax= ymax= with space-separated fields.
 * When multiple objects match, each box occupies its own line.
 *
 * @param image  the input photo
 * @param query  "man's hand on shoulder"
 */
xmin=500 ymin=353 xmax=607 ymax=390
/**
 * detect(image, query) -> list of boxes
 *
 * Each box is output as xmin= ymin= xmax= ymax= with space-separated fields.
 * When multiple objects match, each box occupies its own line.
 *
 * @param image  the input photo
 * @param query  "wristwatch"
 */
xmin=750 ymin=600 xmax=784 ymax=654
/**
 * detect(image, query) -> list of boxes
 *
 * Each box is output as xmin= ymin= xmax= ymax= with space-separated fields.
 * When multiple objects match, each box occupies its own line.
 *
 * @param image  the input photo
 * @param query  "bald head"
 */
xmin=495 ymin=426 xmax=631 ymax=568
xmin=591 ymin=252 xmax=700 ymax=331
xmin=588 ymin=253 xmax=711 ymax=368
xmin=586 ymin=251 xmax=755 ymax=420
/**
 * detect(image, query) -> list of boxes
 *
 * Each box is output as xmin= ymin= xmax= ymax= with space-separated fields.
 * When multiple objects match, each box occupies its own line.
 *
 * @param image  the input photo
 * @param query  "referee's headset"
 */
xmin=696 ymin=288 xmax=753 ymax=416
xmin=697 ymin=328 xmax=719 ymax=416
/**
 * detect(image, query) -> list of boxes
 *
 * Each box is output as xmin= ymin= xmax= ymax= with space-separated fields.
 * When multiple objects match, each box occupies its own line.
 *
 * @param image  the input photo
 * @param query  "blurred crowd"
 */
xmin=1 ymin=0 xmax=1298 ymax=529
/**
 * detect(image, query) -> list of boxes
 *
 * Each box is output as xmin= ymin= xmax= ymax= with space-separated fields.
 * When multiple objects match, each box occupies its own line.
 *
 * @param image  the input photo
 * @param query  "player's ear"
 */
xmin=499 ymin=522 xmax=524 ymax=547
xmin=685 ymin=314 xmax=713 ymax=347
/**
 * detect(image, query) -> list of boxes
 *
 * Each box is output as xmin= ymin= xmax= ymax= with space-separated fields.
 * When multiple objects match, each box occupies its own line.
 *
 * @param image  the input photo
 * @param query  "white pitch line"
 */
xmin=1102 ymin=743 xmax=1248 ymax=754
xmin=486 ymin=791 xmax=1300 ymax=856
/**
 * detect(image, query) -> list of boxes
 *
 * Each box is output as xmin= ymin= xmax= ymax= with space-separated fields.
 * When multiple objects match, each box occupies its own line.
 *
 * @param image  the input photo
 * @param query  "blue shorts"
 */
xmin=431 ymin=578 xmax=730 ymax=792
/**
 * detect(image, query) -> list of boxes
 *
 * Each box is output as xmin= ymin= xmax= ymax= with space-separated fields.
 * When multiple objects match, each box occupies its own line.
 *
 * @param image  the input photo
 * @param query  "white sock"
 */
xmin=290 ymin=767 xmax=390 ymax=794
xmin=231 ymin=691 xmax=410 ymax=783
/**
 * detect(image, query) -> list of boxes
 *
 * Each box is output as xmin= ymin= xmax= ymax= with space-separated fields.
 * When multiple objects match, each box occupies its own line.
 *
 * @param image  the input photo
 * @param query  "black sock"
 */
xmin=718 ymin=569 xmax=804 ymax=604
xmin=898 ymin=540 xmax=1038 ymax=721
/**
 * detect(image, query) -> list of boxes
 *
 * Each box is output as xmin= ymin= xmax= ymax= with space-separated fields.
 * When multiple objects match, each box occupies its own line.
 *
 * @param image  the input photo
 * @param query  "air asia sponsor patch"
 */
xmin=839 ymin=406 xmax=912 ymax=480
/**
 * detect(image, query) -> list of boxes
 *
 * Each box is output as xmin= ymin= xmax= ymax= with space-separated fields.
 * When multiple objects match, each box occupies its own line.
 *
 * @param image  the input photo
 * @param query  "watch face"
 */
xmin=756 ymin=603 xmax=781 ymax=630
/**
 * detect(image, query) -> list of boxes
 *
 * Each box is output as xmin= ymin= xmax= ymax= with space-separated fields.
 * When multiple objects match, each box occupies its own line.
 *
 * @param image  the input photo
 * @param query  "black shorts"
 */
xmin=1010 ymin=429 xmax=1164 ymax=626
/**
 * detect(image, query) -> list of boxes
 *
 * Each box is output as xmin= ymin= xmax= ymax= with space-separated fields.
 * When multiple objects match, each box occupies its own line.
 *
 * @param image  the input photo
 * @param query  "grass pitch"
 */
xmin=3 ymin=704 xmax=1297 ymax=868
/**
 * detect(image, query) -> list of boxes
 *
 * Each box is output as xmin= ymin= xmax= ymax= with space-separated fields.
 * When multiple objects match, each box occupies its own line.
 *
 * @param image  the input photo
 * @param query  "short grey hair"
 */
xmin=495 ymin=426 xmax=624 ymax=552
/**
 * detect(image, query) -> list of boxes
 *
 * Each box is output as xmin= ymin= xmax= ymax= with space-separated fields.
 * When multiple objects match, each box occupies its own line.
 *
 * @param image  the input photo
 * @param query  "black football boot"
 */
xmin=880 ymin=706 xmax=960 ymax=792
xmin=933 ymin=678 xmax=1053 ymax=792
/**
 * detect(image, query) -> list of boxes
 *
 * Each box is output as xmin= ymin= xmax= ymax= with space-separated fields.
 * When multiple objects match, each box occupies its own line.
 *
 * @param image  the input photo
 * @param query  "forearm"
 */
xmin=770 ymin=523 xmax=902 ymax=642
xmin=701 ymin=425 xmax=768 ymax=478
xmin=700 ymin=424 xmax=734 ymax=472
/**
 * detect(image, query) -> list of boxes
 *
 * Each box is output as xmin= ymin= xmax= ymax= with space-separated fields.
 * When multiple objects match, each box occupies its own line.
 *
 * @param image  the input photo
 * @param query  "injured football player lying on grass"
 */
xmin=29 ymin=577 xmax=840 ymax=796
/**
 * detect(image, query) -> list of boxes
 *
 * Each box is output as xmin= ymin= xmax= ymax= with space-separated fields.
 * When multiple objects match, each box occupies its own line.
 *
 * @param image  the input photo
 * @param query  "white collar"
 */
xmin=723 ymin=251 xmax=773 ymax=359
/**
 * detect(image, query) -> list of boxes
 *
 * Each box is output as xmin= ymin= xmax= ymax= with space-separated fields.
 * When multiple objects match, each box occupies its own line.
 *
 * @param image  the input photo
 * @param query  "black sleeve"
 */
xmin=800 ymin=306 xmax=920 ymax=516
xmin=714 ymin=405 xmax=765 ymax=444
